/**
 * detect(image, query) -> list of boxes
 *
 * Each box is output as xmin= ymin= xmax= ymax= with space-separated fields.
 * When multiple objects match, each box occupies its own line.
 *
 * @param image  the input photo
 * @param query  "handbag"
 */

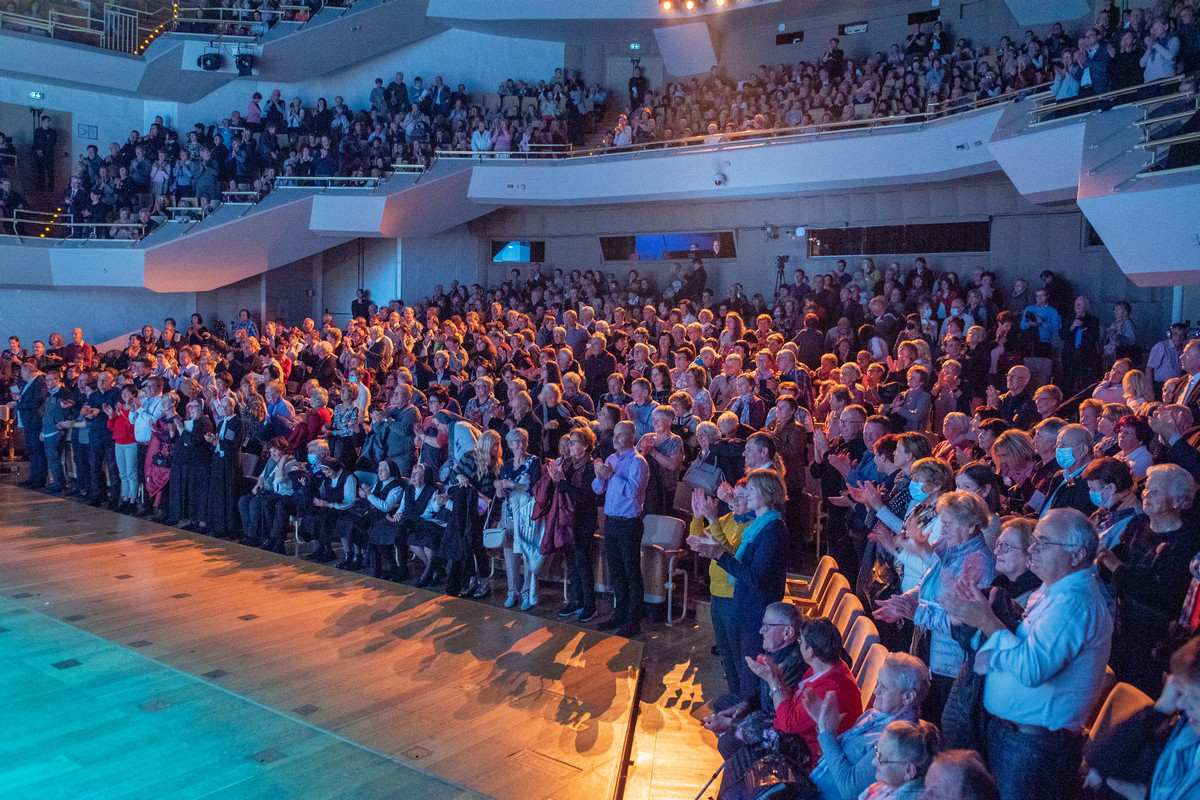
xmin=683 ymin=459 xmax=724 ymax=496
xmin=481 ymin=499 xmax=506 ymax=549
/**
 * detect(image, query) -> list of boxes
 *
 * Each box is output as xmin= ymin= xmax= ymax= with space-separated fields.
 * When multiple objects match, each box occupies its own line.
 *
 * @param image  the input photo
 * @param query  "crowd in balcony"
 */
xmin=7 ymin=245 xmax=1200 ymax=799
xmin=601 ymin=3 xmax=1200 ymax=147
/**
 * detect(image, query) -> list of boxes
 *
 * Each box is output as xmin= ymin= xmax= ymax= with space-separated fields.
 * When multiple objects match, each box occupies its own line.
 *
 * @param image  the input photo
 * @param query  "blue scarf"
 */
xmin=730 ymin=509 xmax=781 ymax=585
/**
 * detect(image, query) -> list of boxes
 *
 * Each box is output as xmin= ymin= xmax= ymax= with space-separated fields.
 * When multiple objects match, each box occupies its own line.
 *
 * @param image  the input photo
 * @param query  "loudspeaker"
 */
xmin=235 ymin=54 xmax=255 ymax=77
xmin=198 ymin=53 xmax=223 ymax=71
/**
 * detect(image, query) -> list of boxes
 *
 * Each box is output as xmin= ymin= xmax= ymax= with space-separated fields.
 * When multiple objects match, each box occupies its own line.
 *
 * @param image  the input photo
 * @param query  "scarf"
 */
xmin=730 ymin=509 xmax=781 ymax=585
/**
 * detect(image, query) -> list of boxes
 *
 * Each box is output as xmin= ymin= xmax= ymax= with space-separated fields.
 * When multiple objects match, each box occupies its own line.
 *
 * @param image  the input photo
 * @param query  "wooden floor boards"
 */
xmin=0 ymin=486 xmax=643 ymax=800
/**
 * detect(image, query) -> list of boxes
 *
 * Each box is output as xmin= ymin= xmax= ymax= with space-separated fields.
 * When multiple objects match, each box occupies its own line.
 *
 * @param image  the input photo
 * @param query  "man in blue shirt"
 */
xmin=1021 ymin=289 xmax=1061 ymax=358
xmin=592 ymin=420 xmax=650 ymax=637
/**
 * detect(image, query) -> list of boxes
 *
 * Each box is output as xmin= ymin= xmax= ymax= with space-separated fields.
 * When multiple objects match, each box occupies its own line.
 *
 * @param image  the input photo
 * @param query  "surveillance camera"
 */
xmin=713 ymin=172 xmax=727 ymax=186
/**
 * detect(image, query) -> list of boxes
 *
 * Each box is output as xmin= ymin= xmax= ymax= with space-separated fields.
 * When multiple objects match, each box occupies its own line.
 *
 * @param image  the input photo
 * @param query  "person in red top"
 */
xmin=749 ymin=615 xmax=863 ymax=766
xmin=104 ymin=384 xmax=140 ymax=512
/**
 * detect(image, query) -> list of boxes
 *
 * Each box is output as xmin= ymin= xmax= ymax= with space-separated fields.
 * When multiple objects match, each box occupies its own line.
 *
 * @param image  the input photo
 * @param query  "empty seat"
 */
xmin=809 ymin=572 xmax=850 ymax=620
xmin=845 ymin=616 xmax=881 ymax=677
xmin=484 ymin=92 xmax=501 ymax=110
xmin=831 ymin=592 xmax=864 ymax=639
xmin=1087 ymin=681 xmax=1152 ymax=743
xmin=787 ymin=554 xmax=837 ymax=603
xmin=641 ymin=514 xmax=690 ymax=626
xmin=856 ymin=643 xmax=889 ymax=708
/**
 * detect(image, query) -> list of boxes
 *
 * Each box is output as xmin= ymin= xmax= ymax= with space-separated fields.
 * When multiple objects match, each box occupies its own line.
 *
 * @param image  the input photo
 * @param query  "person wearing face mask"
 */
xmin=1041 ymin=424 xmax=1098 ymax=517
xmin=1097 ymin=464 xmax=1200 ymax=696
xmin=876 ymin=491 xmax=996 ymax=723
xmin=1082 ymin=457 xmax=1140 ymax=550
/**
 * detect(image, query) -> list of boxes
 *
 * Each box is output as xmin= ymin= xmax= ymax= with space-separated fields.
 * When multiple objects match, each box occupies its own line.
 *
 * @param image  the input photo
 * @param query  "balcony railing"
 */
xmin=0 ymin=2 xmax=171 ymax=54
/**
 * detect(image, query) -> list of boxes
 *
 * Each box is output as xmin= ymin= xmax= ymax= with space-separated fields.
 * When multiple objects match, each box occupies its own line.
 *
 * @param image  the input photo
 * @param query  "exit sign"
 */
xmin=629 ymin=43 xmax=641 ymax=50
xmin=29 ymin=91 xmax=44 ymax=100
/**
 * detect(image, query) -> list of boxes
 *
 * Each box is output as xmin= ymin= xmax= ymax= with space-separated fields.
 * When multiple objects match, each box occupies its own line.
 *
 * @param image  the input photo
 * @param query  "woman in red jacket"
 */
xmin=105 ymin=384 xmax=140 ymax=512
xmin=748 ymin=615 xmax=863 ymax=766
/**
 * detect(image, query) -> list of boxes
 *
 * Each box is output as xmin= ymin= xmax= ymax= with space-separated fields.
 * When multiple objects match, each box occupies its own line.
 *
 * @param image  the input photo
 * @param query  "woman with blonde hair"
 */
xmin=1122 ymin=368 xmax=1155 ymax=412
xmin=442 ymin=427 xmax=503 ymax=598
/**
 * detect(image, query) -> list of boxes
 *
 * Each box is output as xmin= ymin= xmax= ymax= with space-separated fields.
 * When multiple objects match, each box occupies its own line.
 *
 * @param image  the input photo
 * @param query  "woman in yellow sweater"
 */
xmin=687 ymin=479 xmax=752 ymax=703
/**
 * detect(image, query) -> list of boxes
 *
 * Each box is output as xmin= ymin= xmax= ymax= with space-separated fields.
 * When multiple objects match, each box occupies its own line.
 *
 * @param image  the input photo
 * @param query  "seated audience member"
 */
xmin=943 ymin=509 xmax=1112 ymax=800
xmin=854 ymin=720 xmax=941 ymax=800
xmin=1150 ymin=404 xmax=1200 ymax=482
xmin=922 ymin=750 xmax=1000 ymax=800
xmin=702 ymin=602 xmax=809 ymax=756
xmin=809 ymin=652 xmax=931 ymax=800
xmin=1081 ymin=456 xmax=1140 ymax=550
xmin=746 ymin=615 xmax=862 ymax=769
xmin=1043 ymin=424 xmax=1098 ymax=516
xmin=1097 ymin=464 xmax=1200 ymax=697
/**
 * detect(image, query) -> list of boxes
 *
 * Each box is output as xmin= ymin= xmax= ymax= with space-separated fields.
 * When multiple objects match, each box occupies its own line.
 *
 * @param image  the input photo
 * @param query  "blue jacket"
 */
xmin=717 ymin=516 xmax=789 ymax=631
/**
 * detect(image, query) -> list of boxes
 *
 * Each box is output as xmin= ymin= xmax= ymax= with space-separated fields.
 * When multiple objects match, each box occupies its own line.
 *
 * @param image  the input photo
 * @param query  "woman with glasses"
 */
xmin=808 ymin=652 xmax=931 ymax=800
xmin=1097 ymin=464 xmax=1200 ymax=696
xmin=857 ymin=720 xmax=941 ymax=800
xmin=940 ymin=519 xmax=1041 ymax=751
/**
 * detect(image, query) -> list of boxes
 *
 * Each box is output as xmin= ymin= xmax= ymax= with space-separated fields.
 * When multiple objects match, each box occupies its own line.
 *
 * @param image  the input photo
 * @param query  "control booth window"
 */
xmin=805 ymin=221 xmax=991 ymax=257
xmin=491 ymin=241 xmax=546 ymax=263
xmin=599 ymin=231 xmax=737 ymax=261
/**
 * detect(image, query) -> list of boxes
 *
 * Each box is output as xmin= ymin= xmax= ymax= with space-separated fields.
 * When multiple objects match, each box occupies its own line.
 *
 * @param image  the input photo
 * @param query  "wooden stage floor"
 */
xmin=0 ymin=486 xmax=644 ymax=800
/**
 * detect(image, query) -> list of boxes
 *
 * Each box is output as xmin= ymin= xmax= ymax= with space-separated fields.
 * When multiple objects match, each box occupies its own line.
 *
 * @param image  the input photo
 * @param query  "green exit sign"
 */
xmin=629 ymin=43 xmax=641 ymax=50
xmin=29 ymin=91 xmax=44 ymax=100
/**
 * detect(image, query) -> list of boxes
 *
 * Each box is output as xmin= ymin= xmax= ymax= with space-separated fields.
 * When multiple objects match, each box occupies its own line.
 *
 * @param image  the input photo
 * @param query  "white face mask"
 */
xmin=184 ymin=420 xmax=194 ymax=431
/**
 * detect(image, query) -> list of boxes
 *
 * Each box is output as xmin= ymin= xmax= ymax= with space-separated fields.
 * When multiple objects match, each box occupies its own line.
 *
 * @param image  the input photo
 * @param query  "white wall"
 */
xmin=0 ymin=78 xmax=145 ymax=180
xmin=0 ymin=286 xmax=196 ymax=348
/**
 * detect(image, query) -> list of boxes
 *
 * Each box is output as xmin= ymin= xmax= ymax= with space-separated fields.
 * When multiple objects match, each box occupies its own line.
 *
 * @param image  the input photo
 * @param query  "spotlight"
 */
xmin=685 ymin=0 xmax=694 ymax=8
xmin=235 ymin=53 xmax=256 ymax=76
xmin=198 ymin=52 xmax=223 ymax=71
xmin=661 ymin=0 xmax=671 ymax=8
xmin=716 ymin=0 xmax=725 ymax=5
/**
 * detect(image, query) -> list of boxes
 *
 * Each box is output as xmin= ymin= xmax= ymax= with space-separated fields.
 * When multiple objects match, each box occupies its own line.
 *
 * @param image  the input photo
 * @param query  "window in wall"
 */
xmin=491 ymin=240 xmax=545 ymax=263
xmin=599 ymin=231 xmax=737 ymax=261
xmin=805 ymin=221 xmax=990 ymax=257
xmin=1081 ymin=218 xmax=1105 ymax=249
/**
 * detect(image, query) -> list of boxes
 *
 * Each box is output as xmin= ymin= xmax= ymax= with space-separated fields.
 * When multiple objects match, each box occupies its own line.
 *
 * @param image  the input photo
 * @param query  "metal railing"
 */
xmin=436 ymin=84 xmax=1056 ymax=164
xmin=1028 ymin=74 xmax=1186 ymax=123
xmin=0 ymin=2 xmax=170 ymax=54
xmin=0 ymin=214 xmax=148 ymax=242
xmin=273 ymin=175 xmax=382 ymax=189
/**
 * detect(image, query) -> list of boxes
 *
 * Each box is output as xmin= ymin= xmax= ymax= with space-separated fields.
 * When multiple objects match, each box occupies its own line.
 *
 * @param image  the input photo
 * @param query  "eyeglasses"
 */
xmin=874 ymin=745 xmax=909 ymax=765
xmin=760 ymin=622 xmax=790 ymax=630
xmin=993 ymin=541 xmax=1024 ymax=555
xmin=1029 ymin=536 xmax=1073 ymax=552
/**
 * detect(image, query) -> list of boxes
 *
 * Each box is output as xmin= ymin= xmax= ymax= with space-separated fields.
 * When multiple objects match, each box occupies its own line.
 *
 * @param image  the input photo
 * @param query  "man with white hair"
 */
xmin=945 ymin=509 xmax=1112 ymax=800
xmin=1149 ymin=403 xmax=1200 ymax=482
xmin=1042 ymin=424 xmax=1097 ymax=516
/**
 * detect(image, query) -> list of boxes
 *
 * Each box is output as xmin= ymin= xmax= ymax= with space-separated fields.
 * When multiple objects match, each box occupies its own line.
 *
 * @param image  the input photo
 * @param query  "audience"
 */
xmin=6 ymin=176 xmax=1200 ymax=800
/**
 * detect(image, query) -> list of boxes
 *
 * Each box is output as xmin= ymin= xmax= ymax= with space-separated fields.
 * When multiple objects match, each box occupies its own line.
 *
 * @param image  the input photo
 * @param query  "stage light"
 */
xmin=716 ymin=0 xmax=725 ymax=5
xmin=685 ymin=0 xmax=694 ymax=8
xmin=661 ymin=0 xmax=671 ymax=8
xmin=235 ymin=53 xmax=256 ymax=76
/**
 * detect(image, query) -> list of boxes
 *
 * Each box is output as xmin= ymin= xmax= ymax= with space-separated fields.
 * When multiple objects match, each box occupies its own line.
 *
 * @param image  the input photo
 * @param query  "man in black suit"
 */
xmin=1150 ymin=404 xmax=1200 ymax=483
xmin=1165 ymin=340 xmax=1200 ymax=417
xmin=987 ymin=365 xmax=1039 ymax=431
xmin=15 ymin=362 xmax=49 ymax=489
xmin=1062 ymin=296 xmax=1103 ymax=395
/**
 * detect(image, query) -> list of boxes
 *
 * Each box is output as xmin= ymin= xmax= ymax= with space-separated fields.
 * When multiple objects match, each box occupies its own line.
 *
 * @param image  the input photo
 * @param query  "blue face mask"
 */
xmin=909 ymin=481 xmax=928 ymax=503
xmin=307 ymin=453 xmax=319 ymax=466
xmin=1088 ymin=489 xmax=1106 ymax=508
xmin=348 ymin=375 xmax=358 ymax=383
xmin=1056 ymin=447 xmax=1076 ymax=470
